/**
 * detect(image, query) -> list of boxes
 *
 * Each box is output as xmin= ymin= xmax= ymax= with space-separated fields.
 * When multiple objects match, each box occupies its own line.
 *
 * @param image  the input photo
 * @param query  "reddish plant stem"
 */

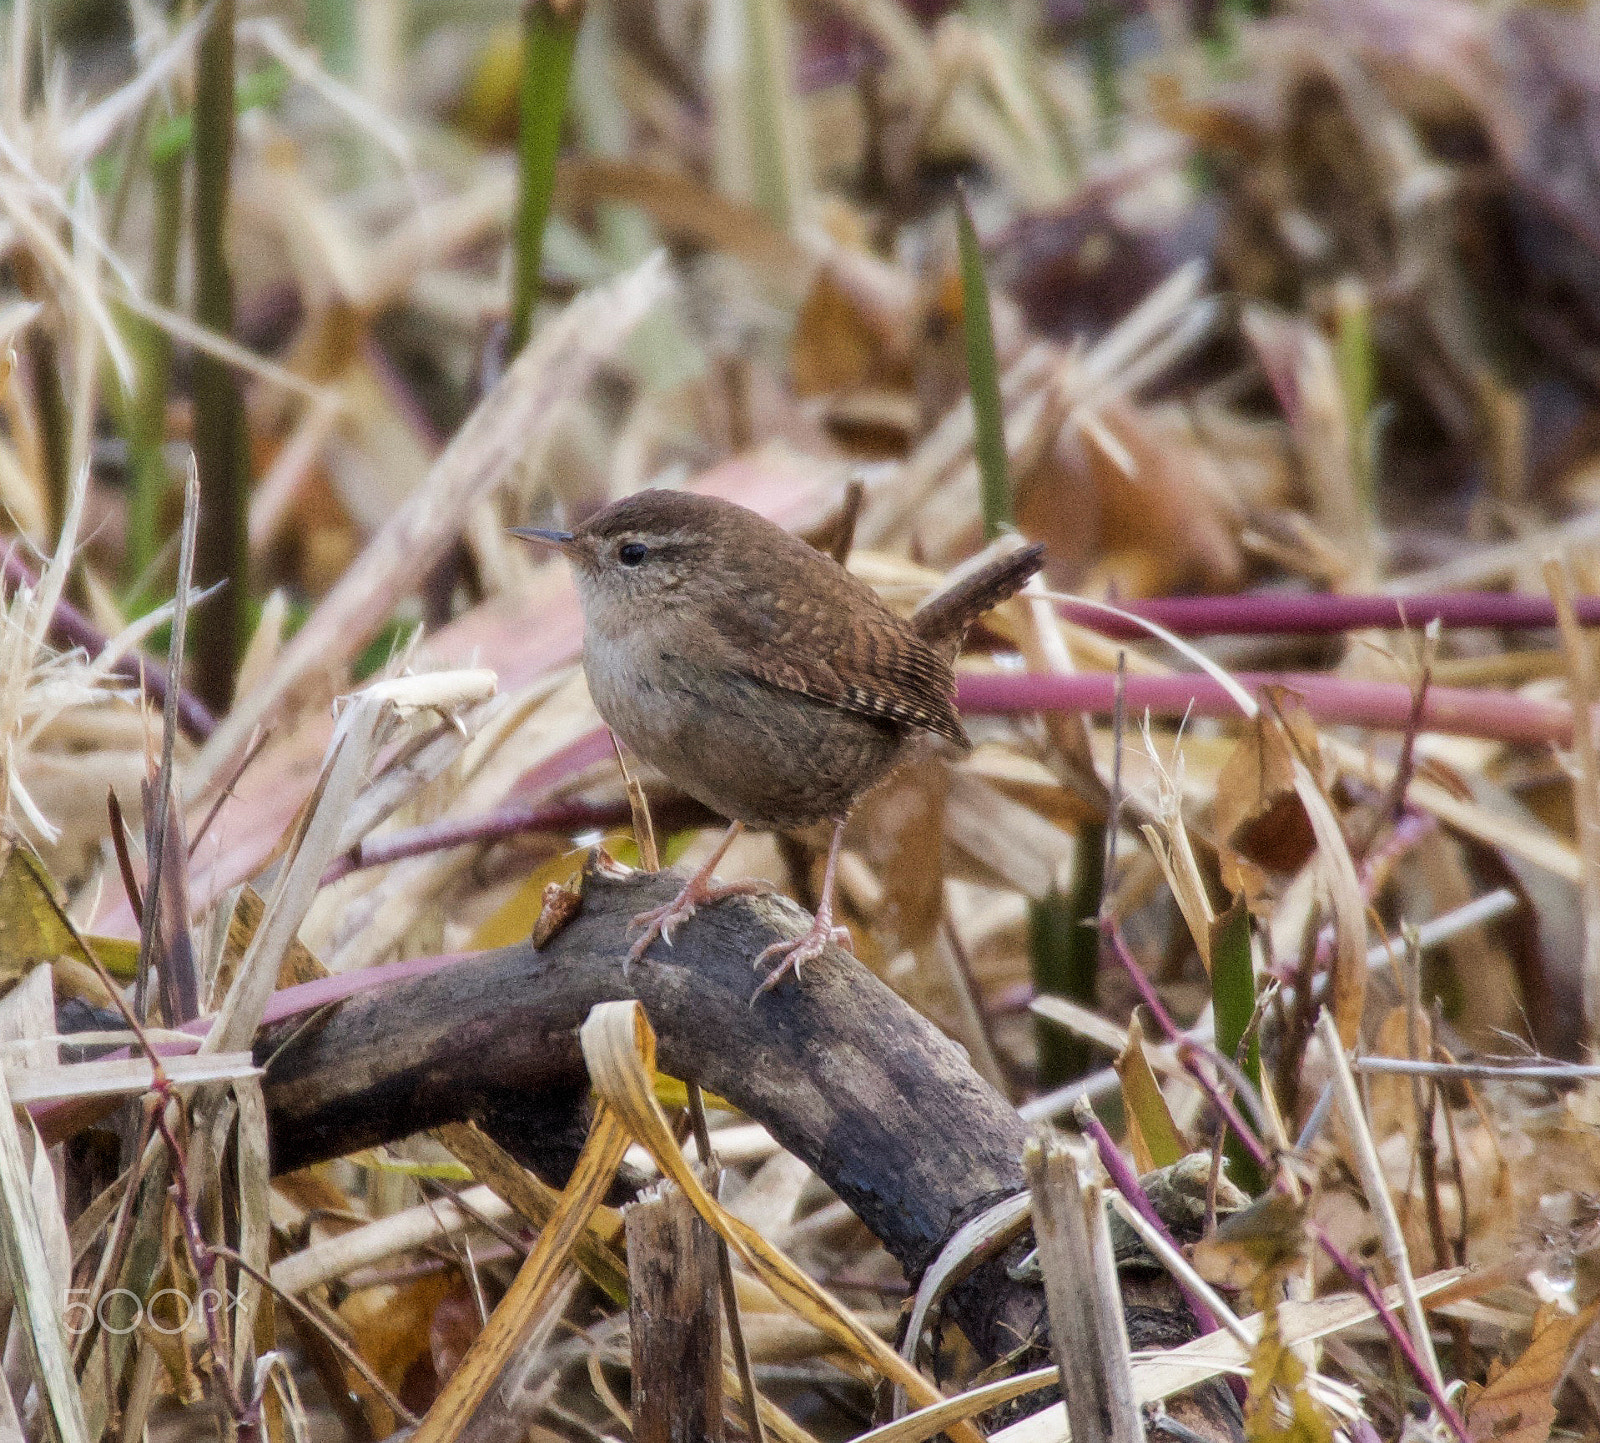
xmin=321 ymin=728 xmax=620 ymax=885
xmin=320 ymin=787 xmax=708 ymax=890
xmin=957 ymin=671 xmax=1574 ymax=747
xmin=261 ymin=950 xmax=467 ymax=1024
xmin=1309 ymin=1223 xmax=1468 ymax=1443
xmin=150 ymin=1096 xmax=256 ymax=1434
xmin=319 ymin=797 xmax=615 ymax=886
xmin=1102 ymin=921 xmax=1270 ymax=1159
xmin=1059 ymin=590 xmax=1600 ymax=639
xmin=315 ymin=700 xmax=1459 ymax=894
xmin=1102 ymin=918 xmax=1468 ymax=1442
xmin=1269 ymin=807 xmax=1434 ymax=1109
xmin=1360 ymin=809 xmax=1437 ymax=888
xmin=67 ymin=926 xmax=255 ymax=1429
xmin=70 ymin=1099 xmax=157 ymax=1368
xmin=1072 ymin=1101 xmax=1222 ymax=1337
xmin=108 ymin=788 xmax=145 ymax=926
xmin=1385 ymin=655 xmax=1433 ymax=826
xmin=320 ymin=792 xmax=700 ymax=884
xmin=19 ymin=563 xmax=1593 ymax=758
xmin=1 ymin=548 xmax=217 ymax=739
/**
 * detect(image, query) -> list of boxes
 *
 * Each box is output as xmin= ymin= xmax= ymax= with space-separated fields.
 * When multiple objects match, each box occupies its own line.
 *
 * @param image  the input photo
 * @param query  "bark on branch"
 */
xmin=259 ymin=852 xmax=1240 ymax=1436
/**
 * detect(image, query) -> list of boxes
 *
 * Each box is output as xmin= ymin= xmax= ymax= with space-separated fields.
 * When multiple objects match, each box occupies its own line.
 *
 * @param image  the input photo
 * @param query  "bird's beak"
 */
xmin=509 ymin=526 xmax=576 ymax=553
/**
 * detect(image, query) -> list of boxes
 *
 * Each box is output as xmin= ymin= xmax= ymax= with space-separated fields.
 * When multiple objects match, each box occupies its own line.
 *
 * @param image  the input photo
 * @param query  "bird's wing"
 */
xmin=708 ymin=582 xmax=970 ymax=750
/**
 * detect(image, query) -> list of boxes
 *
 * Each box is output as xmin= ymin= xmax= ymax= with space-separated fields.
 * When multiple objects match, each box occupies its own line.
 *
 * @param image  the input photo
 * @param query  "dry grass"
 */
xmin=1 ymin=0 xmax=1600 ymax=1440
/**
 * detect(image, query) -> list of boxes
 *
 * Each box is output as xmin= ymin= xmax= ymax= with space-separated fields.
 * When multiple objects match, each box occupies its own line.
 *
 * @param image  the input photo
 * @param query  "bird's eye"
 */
xmin=618 ymin=542 xmax=648 ymax=567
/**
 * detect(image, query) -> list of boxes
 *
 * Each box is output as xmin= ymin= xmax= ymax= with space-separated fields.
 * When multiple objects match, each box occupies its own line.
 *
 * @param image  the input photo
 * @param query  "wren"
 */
xmin=514 ymin=490 xmax=1044 ymax=995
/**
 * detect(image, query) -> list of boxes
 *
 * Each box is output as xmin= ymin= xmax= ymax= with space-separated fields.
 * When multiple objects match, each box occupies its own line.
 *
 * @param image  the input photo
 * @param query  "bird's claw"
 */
xmin=627 ymin=898 xmax=693 ymax=963
xmin=627 ymin=879 xmax=772 ymax=965
xmin=750 ymin=915 xmax=852 ymax=1001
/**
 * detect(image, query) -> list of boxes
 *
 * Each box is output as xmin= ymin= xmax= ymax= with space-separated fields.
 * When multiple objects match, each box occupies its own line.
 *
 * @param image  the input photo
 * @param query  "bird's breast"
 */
xmin=582 ymin=629 xmax=693 ymax=755
xmin=581 ymin=635 xmax=906 ymax=829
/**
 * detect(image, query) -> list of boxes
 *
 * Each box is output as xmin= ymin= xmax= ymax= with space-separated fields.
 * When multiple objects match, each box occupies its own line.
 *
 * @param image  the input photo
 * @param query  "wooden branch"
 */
xmin=1026 ymin=1129 xmax=1140 ymax=1443
xmin=259 ymin=852 xmax=1241 ymax=1437
xmin=626 ymin=1179 xmax=725 ymax=1443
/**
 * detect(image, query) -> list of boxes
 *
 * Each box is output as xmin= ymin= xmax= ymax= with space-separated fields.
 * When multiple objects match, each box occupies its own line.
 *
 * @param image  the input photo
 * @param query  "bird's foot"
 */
xmin=627 ymin=877 xmax=772 ymax=964
xmin=750 ymin=906 xmax=852 ymax=1000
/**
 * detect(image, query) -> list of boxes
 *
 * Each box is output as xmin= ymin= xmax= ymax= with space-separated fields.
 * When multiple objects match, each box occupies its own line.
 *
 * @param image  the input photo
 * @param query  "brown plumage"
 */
xmin=911 ymin=543 xmax=1051 ymax=656
xmin=514 ymin=489 xmax=1045 ymax=992
xmin=580 ymin=490 xmax=984 ymax=750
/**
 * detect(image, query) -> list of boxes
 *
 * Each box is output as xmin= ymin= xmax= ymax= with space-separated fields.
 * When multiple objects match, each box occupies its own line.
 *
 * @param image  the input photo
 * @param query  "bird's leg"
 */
xmin=628 ymin=821 xmax=771 ymax=962
xmin=752 ymin=818 xmax=853 ymax=998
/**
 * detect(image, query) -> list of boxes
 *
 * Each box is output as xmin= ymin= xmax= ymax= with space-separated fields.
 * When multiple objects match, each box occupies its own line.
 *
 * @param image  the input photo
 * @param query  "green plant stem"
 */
xmin=125 ymin=145 xmax=184 ymax=595
xmin=1334 ymin=278 xmax=1376 ymax=515
xmin=1084 ymin=0 xmax=1120 ymax=137
xmin=149 ymin=64 xmax=291 ymax=169
xmin=1031 ymin=822 xmax=1105 ymax=1086
xmin=741 ymin=0 xmax=800 ymax=229
xmin=955 ymin=187 xmax=1012 ymax=541
xmin=305 ymin=0 xmax=357 ymax=74
xmin=508 ymin=0 xmax=584 ymax=356
xmin=1210 ymin=900 xmax=1265 ymax=1194
xmin=190 ymin=0 xmax=251 ymax=711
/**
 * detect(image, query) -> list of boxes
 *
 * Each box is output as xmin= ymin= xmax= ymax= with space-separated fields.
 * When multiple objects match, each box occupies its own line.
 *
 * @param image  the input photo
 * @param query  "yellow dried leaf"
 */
xmin=82 ymin=935 xmax=139 ymax=979
xmin=580 ymin=999 xmax=986 ymax=1443
xmin=0 ymin=840 xmax=113 ymax=1007
xmin=453 ymin=20 xmax=521 ymax=143
xmin=1242 ymin=1297 xmax=1336 ymax=1443
xmin=408 ymin=1074 xmax=633 ymax=1443
xmin=1192 ymin=1191 xmax=1309 ymax=1292
xmin=1116 ymin=1015 xmax=1187 ymax=1171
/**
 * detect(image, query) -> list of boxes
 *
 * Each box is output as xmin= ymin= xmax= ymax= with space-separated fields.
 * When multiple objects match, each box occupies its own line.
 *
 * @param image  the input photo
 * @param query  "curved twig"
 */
xmin=258 ymin=852 xmax=1241 ymax=1441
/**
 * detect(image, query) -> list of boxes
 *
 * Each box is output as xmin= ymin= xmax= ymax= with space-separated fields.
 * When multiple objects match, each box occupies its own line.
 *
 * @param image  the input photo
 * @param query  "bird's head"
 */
xmin=512 ymin=490 xmax=752 ymax=631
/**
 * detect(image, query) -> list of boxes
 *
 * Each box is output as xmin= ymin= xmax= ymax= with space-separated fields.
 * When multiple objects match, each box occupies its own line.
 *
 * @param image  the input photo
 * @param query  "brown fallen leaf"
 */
xmin=472 ymin=847 xmax=592 ymax=951
xmin=425 ymin=1278 xmax=483 ymax=1393
xmin=223 ymin=883 xmax=329 ymax=994
xmin=792 ymin=260 xmax=916 ymax=399
xmin=848 ymin=756 xmax=949 ymax=953
xmin=1214 ymin=694 xmax=1325 ymax=882
xmin=1022 ymin=398 xmax=1249 ymax=596
xmin=1365 ymin=1004 xmax=1433 ymax=1146
xmin=340 ymin=1272 xmax=460 ymax=1435
xmin=1464 ymin=1301 xmax=1600 ymax=1443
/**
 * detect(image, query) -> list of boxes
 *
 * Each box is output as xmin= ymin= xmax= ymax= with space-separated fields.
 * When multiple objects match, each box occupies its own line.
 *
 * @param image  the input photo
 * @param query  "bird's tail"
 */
xmin=912 ymin=541 xmax=1047 ymax=653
